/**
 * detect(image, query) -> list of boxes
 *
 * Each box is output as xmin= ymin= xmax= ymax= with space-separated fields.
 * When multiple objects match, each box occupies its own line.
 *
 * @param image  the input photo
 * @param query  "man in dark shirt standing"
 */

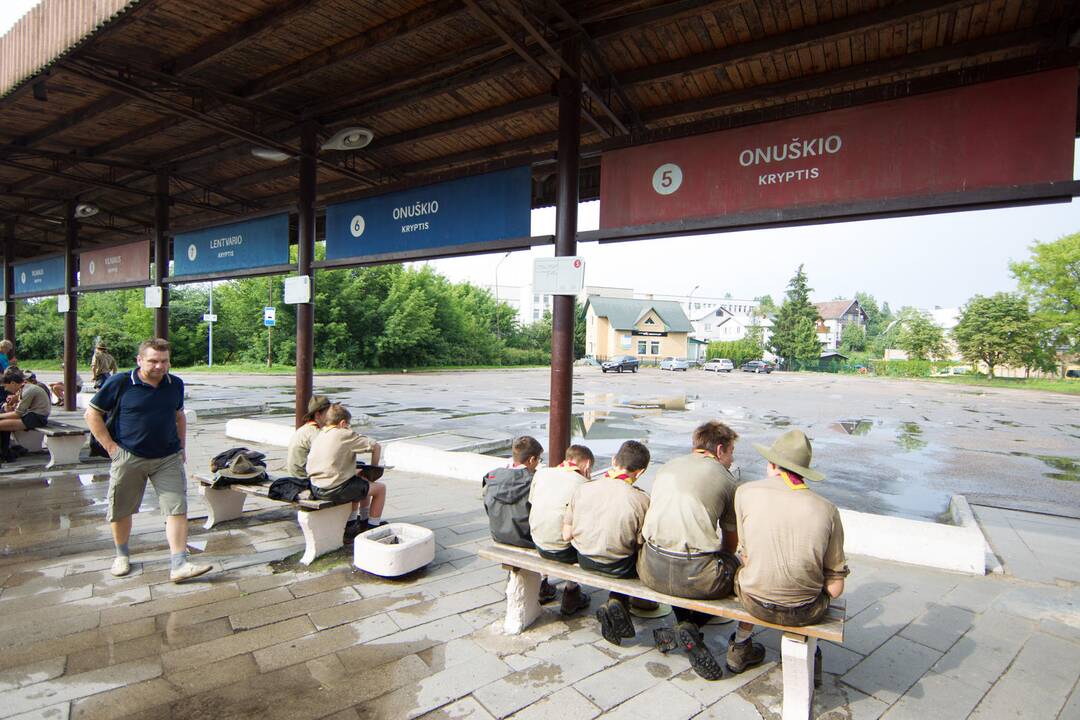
xmin=85 ymin=338 xmax=210 ymax=582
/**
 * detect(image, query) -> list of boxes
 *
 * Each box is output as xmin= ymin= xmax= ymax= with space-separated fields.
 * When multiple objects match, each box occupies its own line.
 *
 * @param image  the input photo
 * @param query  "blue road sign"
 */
xmin=173 ymin=213 xmax=290 ymax=278
xmin=13 ymin=255 xmax=65 ymax=295
xmin=325 ymin=167 xmax=532 ymax=262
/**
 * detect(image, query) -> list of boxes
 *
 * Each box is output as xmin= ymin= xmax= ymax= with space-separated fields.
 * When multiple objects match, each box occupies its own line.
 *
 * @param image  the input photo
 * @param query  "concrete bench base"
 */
xmin=479 ymin=543 xmax=845 ymax=720
xmin=13 ymin=430 xmax=44 ymax=452
xmin=42 ymin=434 xmax=85 ymax=468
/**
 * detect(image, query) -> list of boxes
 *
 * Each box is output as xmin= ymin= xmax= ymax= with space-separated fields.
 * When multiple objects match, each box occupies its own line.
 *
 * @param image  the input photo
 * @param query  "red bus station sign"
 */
xmin=79 ymin=240 xmax=150 ymax=288
xmin=599 ymin=69 xmax=1077 ymax=232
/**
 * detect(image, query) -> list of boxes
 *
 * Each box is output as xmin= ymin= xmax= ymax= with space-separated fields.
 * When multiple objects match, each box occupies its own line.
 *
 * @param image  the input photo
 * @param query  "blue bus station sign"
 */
xmin=325 ymin=167 xmax=532 ymax=262
xmin=172 ymin=213 xmax=290 ymax=278
xmin=14 ymin=255 xmax=65 ymax=295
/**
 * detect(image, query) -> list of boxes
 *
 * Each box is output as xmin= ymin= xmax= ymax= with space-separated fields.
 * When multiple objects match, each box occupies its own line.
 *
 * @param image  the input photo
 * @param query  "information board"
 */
xmin=325 ymin=167 xmax=532 ymax=262
xmin=600 ymin=69 xmax=1077 ymax=231
xmin=172 ymin=213 xmax=290 ymax=278
xmin=14 ymin=255 xmax=65 ymax=296
xmin=80 ymin=240 xmax=150 ymax=288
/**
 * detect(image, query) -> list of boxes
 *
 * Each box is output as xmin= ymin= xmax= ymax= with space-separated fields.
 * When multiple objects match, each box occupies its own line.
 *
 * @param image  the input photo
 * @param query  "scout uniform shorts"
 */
xmin=107 ymin=447 xmax=188 ymax=521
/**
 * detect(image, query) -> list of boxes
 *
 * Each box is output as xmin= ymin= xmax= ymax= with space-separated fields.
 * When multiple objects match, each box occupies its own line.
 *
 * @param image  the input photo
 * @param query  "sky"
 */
xmin=3 ymin=2 xmax=1078 ymax=311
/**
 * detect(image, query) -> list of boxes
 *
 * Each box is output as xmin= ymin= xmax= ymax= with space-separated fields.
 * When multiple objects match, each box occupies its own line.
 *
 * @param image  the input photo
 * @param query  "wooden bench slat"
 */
xmin=194 ymin=475 xmax=338 ymax=511
xmin=38 ymin=422 xmax=88 ymax=437
xmin=479 ymin=543 xmax=845 ymax=643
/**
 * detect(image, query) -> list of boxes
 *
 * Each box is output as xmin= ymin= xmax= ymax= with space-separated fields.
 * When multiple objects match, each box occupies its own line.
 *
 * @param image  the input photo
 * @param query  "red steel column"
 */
xmin=2 ymin=223 xmax=14 ymax=343
xmin=153 ymin=170 xmax=170 ymax=340
xmin=64 ymin=203 xmax=78 ymax=411
xmin=295 ymin=121 xmax=317 ymax=428
xmin=547 ymin=41 xmax=581 ymax=466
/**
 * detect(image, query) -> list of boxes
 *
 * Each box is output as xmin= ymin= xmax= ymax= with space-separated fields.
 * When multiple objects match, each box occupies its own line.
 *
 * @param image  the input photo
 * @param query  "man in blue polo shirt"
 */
xmin=85 ymin=338 xmax=211 ymax=582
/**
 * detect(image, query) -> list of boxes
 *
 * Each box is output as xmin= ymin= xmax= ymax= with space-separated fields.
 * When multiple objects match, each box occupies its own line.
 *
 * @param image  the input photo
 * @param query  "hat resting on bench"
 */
xmin=216 ymin=453 xmax=267 ymax=481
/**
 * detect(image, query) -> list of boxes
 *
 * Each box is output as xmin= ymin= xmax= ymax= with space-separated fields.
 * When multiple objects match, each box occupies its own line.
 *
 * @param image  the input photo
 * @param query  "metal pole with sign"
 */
xmin=205 ymin=282 xmax=215 ymax=367
xmin=264 ymin=303 xmax=276 ymax=367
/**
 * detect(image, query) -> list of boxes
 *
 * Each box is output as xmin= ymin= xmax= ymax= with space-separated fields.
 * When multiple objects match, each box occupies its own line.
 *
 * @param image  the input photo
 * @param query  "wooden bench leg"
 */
xmin=44 ymin=435 xmax=85 ymax=468
xmin=781 ymin=633 xmax=817 ymax=720
xmin=14 ymin=430 xmax=44 ymax=452
xmin=503 ymin=567 xmax=542 ymax=635
xmin=298 ymin=504 xmax=352 ymax=565
xmin=199 ymin=485 xmax=247 ymax=529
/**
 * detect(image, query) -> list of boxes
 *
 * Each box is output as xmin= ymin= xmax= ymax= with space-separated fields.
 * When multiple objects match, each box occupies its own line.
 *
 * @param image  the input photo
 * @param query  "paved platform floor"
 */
xmin=0 ymin=417 xmax=1078 ymax=720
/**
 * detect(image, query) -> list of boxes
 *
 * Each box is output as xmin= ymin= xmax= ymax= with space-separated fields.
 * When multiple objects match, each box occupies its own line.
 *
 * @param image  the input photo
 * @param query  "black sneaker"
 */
xmin=677 ymin=622 xmax=724 ymax=680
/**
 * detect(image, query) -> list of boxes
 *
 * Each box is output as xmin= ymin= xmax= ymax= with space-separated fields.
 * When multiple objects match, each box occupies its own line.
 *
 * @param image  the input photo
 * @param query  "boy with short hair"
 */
xmin=285 ymin=395 xmax=331 ymax=478
xmin=563 ymin=440 xmax=651 ymax=646
xmin=529 ymin=444 xmax=594 ymax=616
xmin=306 ymin=403 xmax=387 ymax=542
xmin=483 ymin=435 xmax=557 ymax=603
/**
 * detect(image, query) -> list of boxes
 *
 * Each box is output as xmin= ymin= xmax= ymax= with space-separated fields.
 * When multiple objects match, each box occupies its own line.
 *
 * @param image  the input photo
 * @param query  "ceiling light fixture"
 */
xmin=74 ymin=203 xmax=99 ymax=218
xmin=321 ymin=127 xmax=374 ymax=151
xmin=251 ymin=147 xmax=292 ymax=162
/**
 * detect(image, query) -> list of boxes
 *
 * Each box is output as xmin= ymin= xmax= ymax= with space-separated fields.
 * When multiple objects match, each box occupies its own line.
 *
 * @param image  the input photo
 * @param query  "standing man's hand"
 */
xmin=107 ymin=441 xmax=120 ymax=458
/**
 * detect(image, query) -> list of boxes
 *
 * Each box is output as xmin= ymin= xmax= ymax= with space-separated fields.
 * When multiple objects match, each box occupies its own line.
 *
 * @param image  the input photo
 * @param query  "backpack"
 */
xmin=89 ymin=375 xmax=131 ymax=458
xmin=482 ymin=466 xmax=535 ymax=548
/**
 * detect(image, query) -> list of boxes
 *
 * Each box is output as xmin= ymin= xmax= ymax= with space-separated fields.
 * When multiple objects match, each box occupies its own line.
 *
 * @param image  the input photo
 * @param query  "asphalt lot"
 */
xmin=163 ymin=366 xmax=1080 ymax=522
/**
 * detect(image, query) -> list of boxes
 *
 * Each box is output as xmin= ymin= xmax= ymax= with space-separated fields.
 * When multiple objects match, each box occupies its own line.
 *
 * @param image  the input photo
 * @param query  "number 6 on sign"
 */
xmin=652 ymin=163 xmax=683 ymax=195
xmin=350 ymin=215 xmax=366 ymax=238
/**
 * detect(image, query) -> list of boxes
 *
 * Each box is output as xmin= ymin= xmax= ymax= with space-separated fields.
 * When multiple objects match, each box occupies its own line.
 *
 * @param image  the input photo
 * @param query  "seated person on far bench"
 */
xmin=563 ymin=440 xmax=650 ymax=646
xmin=49 ymin=363 xmax=83 ymax=407
xmin=306 ymin=403 xmax=386 ymax=543
xmin=0 ymin=368 xmax=51 ymax=462
xmin=528 ymin=443 xmax=595 ymax=617
xmin=734 ymin=429 xmax=849 ymax=687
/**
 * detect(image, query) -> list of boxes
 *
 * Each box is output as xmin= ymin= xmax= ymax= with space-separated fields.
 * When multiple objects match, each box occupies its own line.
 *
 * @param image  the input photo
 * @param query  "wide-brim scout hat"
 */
xmin=306 ymin=395 xmax=331 ymax=417
xmin=754 ymin=429 xmax=824 ymax=481
xmin=218 ymin=453 xmax=266 ymax=480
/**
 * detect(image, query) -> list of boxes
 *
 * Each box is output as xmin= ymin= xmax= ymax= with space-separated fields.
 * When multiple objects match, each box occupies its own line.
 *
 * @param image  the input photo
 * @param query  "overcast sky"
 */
xmin=4 ymin=2 xmax=1078 ymax=311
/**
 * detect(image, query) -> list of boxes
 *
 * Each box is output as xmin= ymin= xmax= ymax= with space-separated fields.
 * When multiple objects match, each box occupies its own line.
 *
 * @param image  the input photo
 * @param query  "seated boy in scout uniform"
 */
xmin=734 ymin=429 xmax=849 ymax=684
xmin=483 ymin=435 xmax=558 ymax=604
xmin=306 ymin=403 xmax=387 ymax=542
xmin=638 ymin=421 xmax=741 ymax=680
xmin=563 ymin=440 xmax=650 ymax=646
xmin=0 ymin=368 xmax=51 ymax=461
xmin=286 ymin=395 xmax=331 ymax=478
xmin=528 ymin=444 xmax=595 ymax=616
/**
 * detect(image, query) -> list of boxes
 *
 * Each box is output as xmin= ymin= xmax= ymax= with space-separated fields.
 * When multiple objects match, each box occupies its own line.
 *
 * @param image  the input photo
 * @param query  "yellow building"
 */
xmin=584 ymin=296 xmax=692 ymax=361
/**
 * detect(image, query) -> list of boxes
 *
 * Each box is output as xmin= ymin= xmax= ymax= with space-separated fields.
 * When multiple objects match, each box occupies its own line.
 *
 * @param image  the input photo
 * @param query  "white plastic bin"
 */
xmin=353 ymin=522 xmax=435 ymax=577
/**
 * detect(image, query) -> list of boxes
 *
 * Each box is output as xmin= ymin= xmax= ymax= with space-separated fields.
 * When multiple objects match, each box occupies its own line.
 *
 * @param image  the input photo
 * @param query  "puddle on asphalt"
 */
xmin=1010 ymin=452 xmax=1080 ymax=482
xmin=896 ymin=422 xmax=927 ymax=451
xmin=832 ymin=419 xmax=874 ymax=436
xmin=761 ymin=413 xmax=792 ymax=428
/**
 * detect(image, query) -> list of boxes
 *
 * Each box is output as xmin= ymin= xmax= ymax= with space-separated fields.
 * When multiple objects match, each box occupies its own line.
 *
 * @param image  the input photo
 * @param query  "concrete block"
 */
xmin=0 ymin=657 xmax=66 ymax=692
xmin=969 ymin=632 xmax=1080 ymax=719
xmin=162 ymin=616 xmax=315 ymax=673
xmin=781 ymin=634 xmax=817 ymax=720
xmin=224 ymin=418 xmax=293 ymax=447
xmin=12 ymin=430 xmax=44 ymax=452
xmin=389 ymin=586 xmax=503 ymax=631
xmin=10 ymin=703 xmax=69 ymax=720
xmin=0 ymin=658 xmax=161 ymax=717
xmin=229 ymin=586 xmax=360 ymax=630
xmin=354 ymin=523 xmax=435 ymax=577
xmin=298 ymin=504 xmax=352 ymax=565
xmin=841 ymin=635 xmax=943 ymax=704
xmin=418 ymin=697 xmax=497 ymax=720
xmin=337 ymin=615 xmax=474 ymax=673
xmin=693 ymin=693 xmax=765 ymax=720
xmin=507 ymin=687 xmax=600 ymax=720
xmin=503 ymin=567 xmax=542 ymax=635
xmin=932 ymin=611 xmax=1031 ymax=691
xmin=358 ymin=652 xmax=511 ymax=720
xmin=881 ymin=671 xmax=987 ymax=720
xmin=573 ymin=648 xmax=690 ymax=710
xmin=252 ymin=613 xmax=399 ymax=673
xmin=899 ymin=604 xmax=975 ymax=653
xmin=602 ymin=683 xmax=703 ymax=720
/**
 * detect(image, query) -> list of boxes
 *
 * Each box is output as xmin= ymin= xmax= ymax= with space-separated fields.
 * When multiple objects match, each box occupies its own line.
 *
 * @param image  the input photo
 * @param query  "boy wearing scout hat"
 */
xmin=285 ymin=395 xmax=332 ymax=478
xmin=730 ymin=429 xmax=849 ymax=678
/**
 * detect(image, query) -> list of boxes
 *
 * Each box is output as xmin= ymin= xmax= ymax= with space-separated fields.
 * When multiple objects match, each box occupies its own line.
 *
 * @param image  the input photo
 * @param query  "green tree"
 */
xmin=953 ymin=293 xmax=1038 ymax=378
xmin=855 ymin=292 xmax=888 ymax=338
xmin=1010 ymin=232 xmax=1080 ymax=371
xmin=896 ymin=311 xmax=946 ymax=360
xmin=770 ymin=265 xmax=821 ymax=369
xmin=840 ymin=323 xmax=866 ymax=352
xmin=753 ymin=295 xmax=776 ymax=316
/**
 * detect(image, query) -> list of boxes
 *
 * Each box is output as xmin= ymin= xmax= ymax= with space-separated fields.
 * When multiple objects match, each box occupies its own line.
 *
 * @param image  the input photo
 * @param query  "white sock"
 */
xmin=348 ymin=510 xmax=358 ymax=522
xmin=735 ymin=626 xmax=752 ymax=643
xmin=369 ymin=515 xmax=381 ymax=525
xmin=358 ymin=507 xmax=370 ymax=521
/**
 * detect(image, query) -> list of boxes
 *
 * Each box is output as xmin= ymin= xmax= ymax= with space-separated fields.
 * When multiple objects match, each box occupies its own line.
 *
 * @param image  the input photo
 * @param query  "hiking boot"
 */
xmin=110 ymin=556 xmax=130 ymax=577
xmin=815 ymin=645 xmax=823 ymax=688
xmin=677 ymin=622 xmax=724 ymax=680
xmin=594 ymin=598 xmax=633 ymax=645
xmin=559 ymin=584 xmax=590 ymax=617
xmin=343 ymin=519 xmax=363 ymax=544
xmin=170 ymin=562 xmax=212 ymax=583
xmin=538 ymin=578 xmax=558 ymax=604
xmin=725 ymin=632 xmax=766 ymax=674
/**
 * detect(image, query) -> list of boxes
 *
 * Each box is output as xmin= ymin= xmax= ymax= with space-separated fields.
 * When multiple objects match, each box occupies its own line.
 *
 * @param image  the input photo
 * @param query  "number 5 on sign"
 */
xmin=652 ymin=163 xmax=683 ymax=195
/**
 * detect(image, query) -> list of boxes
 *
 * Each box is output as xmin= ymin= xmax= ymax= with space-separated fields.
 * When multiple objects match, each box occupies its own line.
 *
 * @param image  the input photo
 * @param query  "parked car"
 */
xmin=659 ymin=357 xmax=690 ymax=371
xmin=740 ymin=360 xmax=773 ymax=374
xmin=1067 ymin=368 xmax=1079 ymax=378
xmin=702 ymin=358 xmax=734 ymax=373
xmin=601 ymin=355 xmax=639 ymax=373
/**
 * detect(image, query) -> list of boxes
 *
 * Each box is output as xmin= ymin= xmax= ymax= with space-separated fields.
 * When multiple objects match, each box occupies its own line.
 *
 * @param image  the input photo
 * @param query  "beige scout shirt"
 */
xmin=566 ymin=476 xmax=650 ymax=563
xmin=16 ymin=383 xmax=51 ymax=417
xmin=528 ymin=465 xmax=586 ymax=552
xmin=306 ymin=426 xmax=376 ymax=491
xmin=285 ymin=422 xmax=320 ymax=478
xmin=643 ymin=452 xmax=737 ymax=553
xmin=735 ymin=476 xmax=849 ymax=606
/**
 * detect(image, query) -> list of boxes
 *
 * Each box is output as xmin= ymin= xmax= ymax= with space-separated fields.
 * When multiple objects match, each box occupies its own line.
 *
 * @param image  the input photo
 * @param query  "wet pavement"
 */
xmin=138 ymin=367 xmax=1080 ymax=522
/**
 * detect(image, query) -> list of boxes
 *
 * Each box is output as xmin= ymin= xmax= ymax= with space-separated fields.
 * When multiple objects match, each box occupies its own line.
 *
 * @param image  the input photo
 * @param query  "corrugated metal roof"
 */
xmin=0 ymin=0 xmax=141 ymax=99
xmin=585 ymin=295 xmax=691 ymax=333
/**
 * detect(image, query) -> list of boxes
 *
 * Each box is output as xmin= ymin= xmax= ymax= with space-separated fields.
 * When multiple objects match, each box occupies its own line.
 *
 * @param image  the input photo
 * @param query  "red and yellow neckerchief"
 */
xmin=557 ymin=459 xmax=577 ymax=470
xmin=305 ymin=420 xmax=319 ymax=427
xmin=694 ymin=448 xmax=719 ymax=462
xmin=606 ymin=469 xmax=635 ymax=484
xmin=780 ymin=470 xmax=808 ymax=490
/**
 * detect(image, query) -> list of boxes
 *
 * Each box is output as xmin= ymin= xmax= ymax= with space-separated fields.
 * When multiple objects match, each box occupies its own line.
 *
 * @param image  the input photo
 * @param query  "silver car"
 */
xmin=660 ymin=357 xmax=691 ymax=371
xmin=703 ymin=358 xmax=734 ymax=372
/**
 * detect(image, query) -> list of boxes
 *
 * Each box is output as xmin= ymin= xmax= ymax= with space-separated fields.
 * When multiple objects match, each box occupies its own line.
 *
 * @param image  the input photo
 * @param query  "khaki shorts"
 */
xmin=107 ymin=447 xmax=187 ymax=521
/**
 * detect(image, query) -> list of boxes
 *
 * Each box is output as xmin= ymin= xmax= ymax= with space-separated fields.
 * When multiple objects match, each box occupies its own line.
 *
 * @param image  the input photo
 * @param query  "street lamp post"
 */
xmin=494 ymin=251 xmax=511 ymax=340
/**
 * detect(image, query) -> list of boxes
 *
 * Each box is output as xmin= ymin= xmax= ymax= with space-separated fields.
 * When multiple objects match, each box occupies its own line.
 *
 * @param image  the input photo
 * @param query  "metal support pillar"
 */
xmin=154 ymin=169 xmax=170 ymax=340
xmin=547 ymin=41 xmax=581 ymax=466
xmin=295 ymin=121 xmax=317 ymax=428
xmin=64 ymin=203 xmax=78 ymax=411
xmin=2 ymin=223 xmax=14 ymax=343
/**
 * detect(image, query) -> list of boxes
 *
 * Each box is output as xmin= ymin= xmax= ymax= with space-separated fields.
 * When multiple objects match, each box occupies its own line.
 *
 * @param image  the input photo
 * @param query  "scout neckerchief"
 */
xmin=779 ymin=469 xmax=808 ymax=490
xmin=606 ymin=468 xmax=635 ymax=484
xmin=694 ymin=448 xmax=719 ymax=462
xmin=557 ymin=459 xmax=577 ymax=470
